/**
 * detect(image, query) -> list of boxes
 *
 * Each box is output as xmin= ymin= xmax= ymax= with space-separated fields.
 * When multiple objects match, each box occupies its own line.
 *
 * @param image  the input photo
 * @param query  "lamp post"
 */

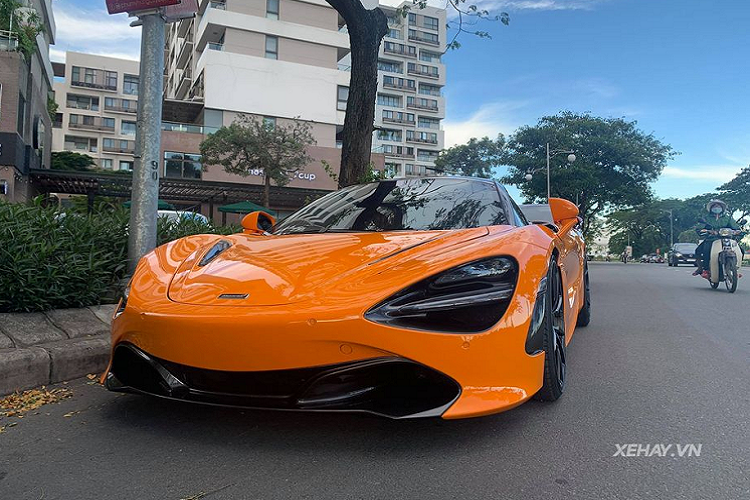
xmin=524 ymin=143 xmax=576 ymax=201
xmin=661 ymin=209 xmax=674 ymax=248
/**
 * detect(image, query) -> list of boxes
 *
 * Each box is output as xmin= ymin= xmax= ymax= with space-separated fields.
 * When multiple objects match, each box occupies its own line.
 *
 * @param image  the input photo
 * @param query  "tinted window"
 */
xmin=274 ymin=178 xmax=509 ymax=234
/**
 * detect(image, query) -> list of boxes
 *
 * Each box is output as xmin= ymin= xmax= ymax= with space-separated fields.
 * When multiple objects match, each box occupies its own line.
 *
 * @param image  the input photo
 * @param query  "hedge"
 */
xmin=0 ymin=200 xmax=239 ymax=313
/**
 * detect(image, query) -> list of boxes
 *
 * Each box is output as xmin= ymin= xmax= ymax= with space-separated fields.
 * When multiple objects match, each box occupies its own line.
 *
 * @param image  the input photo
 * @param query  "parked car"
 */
xmin=667 ymin=243 xmax=699 ymax=267
xmin=104 ymin=177 xmax=591 ymax=420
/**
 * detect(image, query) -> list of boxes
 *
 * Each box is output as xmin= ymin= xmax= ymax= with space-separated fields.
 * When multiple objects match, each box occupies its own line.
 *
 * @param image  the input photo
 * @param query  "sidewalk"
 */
xmin=0 ymin=305 xmax=115 ymax=396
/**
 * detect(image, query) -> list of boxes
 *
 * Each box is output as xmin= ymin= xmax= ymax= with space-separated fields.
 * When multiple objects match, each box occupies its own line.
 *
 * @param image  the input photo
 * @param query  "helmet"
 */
xmin=706 ymin=199 xmax=727 ymax=214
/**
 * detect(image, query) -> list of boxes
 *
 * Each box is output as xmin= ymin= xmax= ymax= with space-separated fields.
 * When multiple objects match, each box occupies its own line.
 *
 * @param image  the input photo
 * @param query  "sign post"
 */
xmin=106 ymin=0 xmax=195 ymax=273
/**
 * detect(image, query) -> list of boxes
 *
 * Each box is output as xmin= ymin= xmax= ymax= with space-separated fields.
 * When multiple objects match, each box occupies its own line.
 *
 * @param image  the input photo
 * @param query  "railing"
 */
xmin=337 ymin=63 xmax=351 ymax=72
xmin=408 ymin=33 xmax=440 ymax=46
xmin=103 ymin=141 xmax=136 ymax=154
xmin=104 ymin=102 xmax=137 ymax=114
xmin=383 ymin=45 xmax=416 ymax=58
xmin=407 ymin=135 xmax=438 ymax=145
xmin=407 ymin=101 xmax=439 ymax=112
xmin=209 ymin=0 xmax=226 ymax=9
xmin=384 ymin=151 xmax=415 ymax=159
xmin=161 ymin=121 xmax=218 ymax=134
xmin=383 ymin=81 xmax=415 ymax=91
xmin=407 ymin=67 xmax=439 ymax=79
xmin=0 ymin=29 xmax=18 ymax=51
xmin=383 ymin=116 xmax=415 ymax=125
xmin=69 ymin=121 xmax=115 ymax=132
xmin=207 ymin=42 xmax=224 ymax=51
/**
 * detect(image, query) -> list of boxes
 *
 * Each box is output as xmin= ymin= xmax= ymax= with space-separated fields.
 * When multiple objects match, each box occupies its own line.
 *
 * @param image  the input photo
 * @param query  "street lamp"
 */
xmin=661 ymin=209 xmax=674 ymax=248
xmin=524 ymin=143 xmax=576 ymax=201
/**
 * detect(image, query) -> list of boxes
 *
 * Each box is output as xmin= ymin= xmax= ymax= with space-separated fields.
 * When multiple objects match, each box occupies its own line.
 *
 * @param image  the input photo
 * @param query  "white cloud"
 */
xmin=443 ymin=100 xmax=529 ymax=147
xmin=662 ymin=166 xmax=743 ymax=183
xmin=52 ymin=1 xmax=141 ymax=62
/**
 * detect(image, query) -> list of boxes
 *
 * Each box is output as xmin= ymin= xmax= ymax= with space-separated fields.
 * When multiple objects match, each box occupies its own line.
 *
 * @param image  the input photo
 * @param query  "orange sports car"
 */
xmin=104 ymin=177 xmax=590 ymax=419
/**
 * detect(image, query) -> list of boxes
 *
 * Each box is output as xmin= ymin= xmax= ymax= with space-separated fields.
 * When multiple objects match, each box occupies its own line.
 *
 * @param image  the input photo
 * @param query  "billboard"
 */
xmin=105 ymin=0 xmax=180 ymax=15
xmin=162 ymin=0 xmax=199 ymax=22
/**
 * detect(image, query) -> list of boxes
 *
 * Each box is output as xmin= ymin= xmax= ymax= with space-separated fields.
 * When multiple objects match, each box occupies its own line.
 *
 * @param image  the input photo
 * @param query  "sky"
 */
xmin=52 ymin=0 xmax=750 ymax=200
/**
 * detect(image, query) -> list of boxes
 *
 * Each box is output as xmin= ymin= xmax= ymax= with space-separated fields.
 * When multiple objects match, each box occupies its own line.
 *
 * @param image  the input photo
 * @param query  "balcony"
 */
xmin=177 ymin=39 xmax=193 ymax=68
xmin=383 ymin=81 xmax=416 ymax=92
xmin=207 ymin=42 xmax=224 ymax=51
xmin=408 ymin=33 xmax=440 ymax=46
xmin=407 ymin=66 xmax=439 ymax=79
xmin=104 ymin=102 xmax=137 ymax=114
xmin=69 ymin=119 xmax=115 ymax=132
xmin=384 ymin=151 xmax=415 ymax=159
xmin=0 ymin=29 xmax=18 ymax=51
xmin=407 ymin=101 xmax=439 ymax=112
xmin=103 ymin=140 xmax=136 ymax=154
xmin=407 ymin=135 xmax=438 ymax=145
xmin=162 ymin=121 xmax=218 ymax=135
xmin=382 ymin=116 xmax=415 ymax=126
xmin=383 ymin=45 xmax=416 ymax=58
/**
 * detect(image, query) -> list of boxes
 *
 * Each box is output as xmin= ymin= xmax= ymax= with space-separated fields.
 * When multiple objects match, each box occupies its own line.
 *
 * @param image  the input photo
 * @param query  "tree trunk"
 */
xmin=264 ymin=174 xmax=271 ymax=209
xmin=325 ymin=0 xmax=388 ymax=188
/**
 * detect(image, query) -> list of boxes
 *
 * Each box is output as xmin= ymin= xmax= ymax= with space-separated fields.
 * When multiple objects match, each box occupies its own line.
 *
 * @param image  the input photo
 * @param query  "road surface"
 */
xmin=1 ymin=263 xmax=748 ymax=499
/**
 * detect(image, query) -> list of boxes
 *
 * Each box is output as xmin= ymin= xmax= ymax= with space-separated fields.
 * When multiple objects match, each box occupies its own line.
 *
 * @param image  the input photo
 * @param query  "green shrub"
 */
xmin=0 ymin=201 xmax=241 ymax=313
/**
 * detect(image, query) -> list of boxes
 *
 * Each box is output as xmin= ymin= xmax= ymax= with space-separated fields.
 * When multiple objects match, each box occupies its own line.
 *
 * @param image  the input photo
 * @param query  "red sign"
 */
xmin=162 ymin=0 xmax=198 ymax=23
xmin=106 ymin=0 xmax=180 ymax=15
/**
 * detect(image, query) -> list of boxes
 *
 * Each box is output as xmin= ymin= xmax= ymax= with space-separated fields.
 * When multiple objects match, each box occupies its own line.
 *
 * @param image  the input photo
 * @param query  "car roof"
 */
xmin=373 ymin=175 xmax=497 ymax=185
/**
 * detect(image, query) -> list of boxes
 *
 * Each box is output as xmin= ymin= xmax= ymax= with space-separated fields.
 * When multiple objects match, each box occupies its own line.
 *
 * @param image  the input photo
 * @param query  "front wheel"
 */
xmin=724 ymin=260 xmax=738 ymax=293
xmin=536 ymin=257 xmax=566 ymax=402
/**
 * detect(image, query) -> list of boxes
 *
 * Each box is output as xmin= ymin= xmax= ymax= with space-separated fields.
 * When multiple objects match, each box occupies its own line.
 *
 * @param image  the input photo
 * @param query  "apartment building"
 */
xmin=162 ymin=0 xmax=444 ymax=190
xmin=51 ymin=52 xmax=140 ymax=172
xmin=372 ymin=3 xmax=446 ymax=177
xmin=0 ymin=0 xmax=56 ymax=202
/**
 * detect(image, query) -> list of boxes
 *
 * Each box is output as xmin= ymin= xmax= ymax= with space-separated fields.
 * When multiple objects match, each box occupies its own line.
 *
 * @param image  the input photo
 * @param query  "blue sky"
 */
xmin=53 ymin=0 xmax=750 ymax=200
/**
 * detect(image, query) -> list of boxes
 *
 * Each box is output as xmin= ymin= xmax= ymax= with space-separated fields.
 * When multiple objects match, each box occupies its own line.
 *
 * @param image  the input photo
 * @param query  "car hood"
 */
xmin=167 ymin=228 xmax=492 ymax=307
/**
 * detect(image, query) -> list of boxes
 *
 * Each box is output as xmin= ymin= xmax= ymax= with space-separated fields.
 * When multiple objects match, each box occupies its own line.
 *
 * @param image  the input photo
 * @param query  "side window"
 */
xmin=496 ymin=183 xmax=528 ymax=226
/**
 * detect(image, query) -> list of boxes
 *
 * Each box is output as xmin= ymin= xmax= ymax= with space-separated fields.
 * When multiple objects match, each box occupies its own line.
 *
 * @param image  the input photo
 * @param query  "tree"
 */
xmin=678 ymin=230 xmax=700 ymax=244
xmin=200 ymin=116 xmax=315 ymax=208
xmin=717 ymin=165 xmax=750 ymax=219
xmin=51 ymin=151 xmax=95 ymax=172
xmin=502 ymin=112 xmax=676 ymax=234
xmin=434 ymin=135 xmax=504 ymax=177
xmin=326 ymin=0 xmax=508 ymax=187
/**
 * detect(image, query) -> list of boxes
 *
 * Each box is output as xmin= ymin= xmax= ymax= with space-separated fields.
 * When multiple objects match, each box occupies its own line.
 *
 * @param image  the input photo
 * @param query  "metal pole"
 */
xmin=546 ymin=142 xmax=551 ymax=202
xmin=128 ymin=12 xmax=165 ymax=273
xmin=670 ymin=209 xmax=674 ymax=247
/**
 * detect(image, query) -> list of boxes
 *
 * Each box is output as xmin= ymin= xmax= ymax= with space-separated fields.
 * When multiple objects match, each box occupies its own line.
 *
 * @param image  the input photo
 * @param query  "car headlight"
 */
xmin=674 ymin=252 xmax=682 ymax=258
xmin=365 ymin=257 xmax=518 ymax=333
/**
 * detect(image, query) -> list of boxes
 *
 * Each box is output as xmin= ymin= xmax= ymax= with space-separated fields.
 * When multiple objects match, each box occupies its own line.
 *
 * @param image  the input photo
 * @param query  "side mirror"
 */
xmin=241 ymin=211 xmax=276 ymax=235
xmin=548 ymin=198 xmax=579 ymax=224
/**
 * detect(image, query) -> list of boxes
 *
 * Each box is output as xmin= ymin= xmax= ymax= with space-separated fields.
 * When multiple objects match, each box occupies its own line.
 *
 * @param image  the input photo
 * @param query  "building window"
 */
xmin=119 ymin=160 xmax=133 ymax=171
xmin=377 ymin=59 xmax=402 ymax=73
xmin=376 ymin=128 xmax=402 ymax=142
xmin=66 ymin=94 xmax=99 ymax=110
xmin=337 ymin=86 xmax=349 ymax=111
xmin=417 ymin=149 xmax=439 ymax=162
xmin=423 ymin=16 xmax=439 ymax=30
xmin=105 ymin=71 xmax=118 ymax=90
xmin=65 ymin=135 xmax=97 ymax=152
xmin=123 ymin=74 xmax=139 ymax=95
xmin=408 ymin=13 xmax=417 ymax=25
xmin=263 ymin=116 xmax=276 ymax=129
xmin=419 ymin=51 xmax=440 ymax=63
xmin=121 ymin=120 xmax=136 ymax=136
xmin=418 ymin=117 xmax=440 ymax=129
xmin=101 ymin=159 xmax=113 ymax=170
xmin=388 ymin=28 xmax=401 ymax=39
xmin=103 ymin=117 xmax=115 ymax=129
xmin=266 ymin=0 xmax=279 ymax=19
xmin=377 ymin=94 xmax=401 ymax=107
xmin=265 ymin=35 xmax=278 ymax=59
xmin=164 ymin=151 xmax=202 ymax=179
xmin=419 ymin=83 xmax=441 ymax=96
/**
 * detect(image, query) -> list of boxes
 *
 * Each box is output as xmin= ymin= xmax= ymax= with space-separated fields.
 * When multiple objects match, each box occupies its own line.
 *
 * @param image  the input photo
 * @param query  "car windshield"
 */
xmin=673 ymin=243 xmax=697 ymax=252
xmin=274 ymin=178 xmax=509 ymax=234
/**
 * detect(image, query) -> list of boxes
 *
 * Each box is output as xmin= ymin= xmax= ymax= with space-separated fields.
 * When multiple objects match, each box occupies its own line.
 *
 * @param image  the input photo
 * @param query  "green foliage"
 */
xmin=434 ymin=135 xmax=504 ymax=178
xmin=156 ymin=216 xmax=240 ymax=247
xmin=47 ymin=95 xmax=58 ymax=121
xmin=200 ymin=115 xmax=315 ymax=207
xmin=717 ymin=165 xmax=750 ymax=219
xmin=0 ymin=200 xmax=240 ymax=312
xmin=678 ymin=229 xmax=700 ymax=244
xmin=51 ymin=151 xmax=96 ymax=172
xmin=0 ymin=0 xmax=44 ymax=61
xmin=502 ymin=112 xmax=676 ymax=235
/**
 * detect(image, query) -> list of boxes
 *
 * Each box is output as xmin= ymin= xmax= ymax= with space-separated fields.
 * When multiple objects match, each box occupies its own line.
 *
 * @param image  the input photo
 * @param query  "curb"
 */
xmin=0 ymin=305 xmax=115 ymax=396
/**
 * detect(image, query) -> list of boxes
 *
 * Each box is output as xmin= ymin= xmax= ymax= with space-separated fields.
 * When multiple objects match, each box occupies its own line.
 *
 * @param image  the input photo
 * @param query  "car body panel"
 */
xmin=105 ymin=181 xmax=587 ymax=419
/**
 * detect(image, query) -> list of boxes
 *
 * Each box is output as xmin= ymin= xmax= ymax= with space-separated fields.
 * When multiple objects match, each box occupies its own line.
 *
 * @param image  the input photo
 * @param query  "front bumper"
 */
xmin=107 ymin=343 xmax=461 ymax=419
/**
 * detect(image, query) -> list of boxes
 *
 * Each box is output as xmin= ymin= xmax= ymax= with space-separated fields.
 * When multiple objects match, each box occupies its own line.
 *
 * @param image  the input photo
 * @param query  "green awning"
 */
xmin=218 ymin=200 xmax=276 ymax=216
xmin=123 ymin=200 xmax=176 ymax=210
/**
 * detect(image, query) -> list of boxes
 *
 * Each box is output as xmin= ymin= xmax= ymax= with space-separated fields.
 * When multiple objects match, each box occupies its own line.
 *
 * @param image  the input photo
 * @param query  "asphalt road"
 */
xmin=1 ymin=263 xmax=748 ymax=500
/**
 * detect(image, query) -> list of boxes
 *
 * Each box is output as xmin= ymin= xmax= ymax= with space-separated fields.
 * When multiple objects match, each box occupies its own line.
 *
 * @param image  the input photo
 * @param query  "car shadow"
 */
xmin=101 ymin=390 xmax=546 ymax=455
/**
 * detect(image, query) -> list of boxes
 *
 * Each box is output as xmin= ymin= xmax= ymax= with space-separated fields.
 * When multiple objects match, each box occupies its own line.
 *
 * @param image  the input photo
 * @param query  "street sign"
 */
xmin=162 ymin=0 xmax=198 ymax=22
xmin=105 ymin=0 xmax=179 ymax=15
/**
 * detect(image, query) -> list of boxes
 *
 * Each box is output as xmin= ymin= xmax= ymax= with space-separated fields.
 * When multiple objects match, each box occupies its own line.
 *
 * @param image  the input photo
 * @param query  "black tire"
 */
xmin=710 ymin=280 xmax=720 ymax=289
xmin=535 ymin=257 xmax=566 ymax=402
xmin=577 ymin=263 xmax=591 ymax=327
xmin=724 ymin=260 xmax=738 ymax=293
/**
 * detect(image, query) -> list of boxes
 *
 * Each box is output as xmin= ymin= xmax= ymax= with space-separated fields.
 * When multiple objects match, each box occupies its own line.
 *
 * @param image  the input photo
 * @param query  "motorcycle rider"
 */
xmin=693 ymin=199 xmax=741 ymax=277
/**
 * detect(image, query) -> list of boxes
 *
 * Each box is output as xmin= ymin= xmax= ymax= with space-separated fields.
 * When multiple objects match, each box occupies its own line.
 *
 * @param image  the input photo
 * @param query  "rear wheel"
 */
xmin=724 ymin=260 xmax=738 ymax=293
xmin=536 ymin=257 xmax=566 ymax=402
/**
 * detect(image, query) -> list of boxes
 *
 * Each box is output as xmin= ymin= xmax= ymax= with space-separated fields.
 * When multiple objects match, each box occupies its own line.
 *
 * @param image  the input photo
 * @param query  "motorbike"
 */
xmin=700 ymin=228 xmax=744 ymax=293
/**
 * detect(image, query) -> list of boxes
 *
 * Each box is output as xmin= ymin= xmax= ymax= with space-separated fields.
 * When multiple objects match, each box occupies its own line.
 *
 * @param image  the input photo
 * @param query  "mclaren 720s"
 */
xmin=104 ymin=176 xmax=591 ymax=419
